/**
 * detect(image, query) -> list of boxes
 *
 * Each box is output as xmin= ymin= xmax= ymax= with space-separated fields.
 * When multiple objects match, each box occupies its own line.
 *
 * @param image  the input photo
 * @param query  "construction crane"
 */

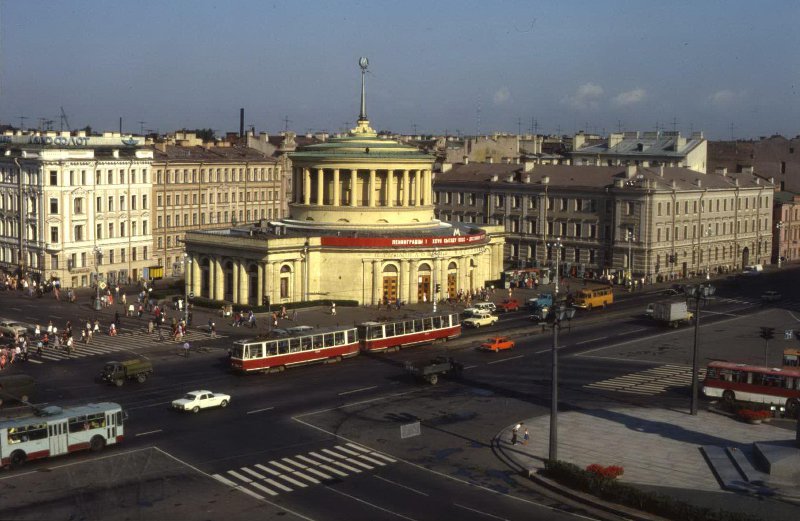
xmin=60 ymin=107 xmax=71 ymax=131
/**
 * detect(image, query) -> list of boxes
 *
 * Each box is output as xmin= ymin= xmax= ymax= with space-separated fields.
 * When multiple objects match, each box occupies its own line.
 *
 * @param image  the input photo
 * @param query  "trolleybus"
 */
xmin=0 ymin=402 xmax=124 ymax=468
xmin=230 ymin=326 xmax=360 ymax=373
xmin=702 ymin=360 xmax=800 ymax=417
xmin=358 ymin=312 xmax=461 ymax=352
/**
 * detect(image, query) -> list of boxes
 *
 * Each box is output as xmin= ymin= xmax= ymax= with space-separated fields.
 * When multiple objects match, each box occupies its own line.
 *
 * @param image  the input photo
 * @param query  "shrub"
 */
xmin=736 ymin=409 xmax=771 ymax=421
xmin=586 ymin=463 xmax=624 ymax=479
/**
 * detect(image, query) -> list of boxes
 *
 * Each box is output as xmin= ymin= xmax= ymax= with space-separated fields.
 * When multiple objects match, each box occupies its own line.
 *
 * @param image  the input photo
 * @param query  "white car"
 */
xmin=462 ymin=312 xmax=499 ymax=328
xmin=761 ymin=291 xmax=782 ymax=302
xmin=0 ymin=320 xmax=28 ymax=338
xmin=172 ymin=390 xmax=231 ymax=413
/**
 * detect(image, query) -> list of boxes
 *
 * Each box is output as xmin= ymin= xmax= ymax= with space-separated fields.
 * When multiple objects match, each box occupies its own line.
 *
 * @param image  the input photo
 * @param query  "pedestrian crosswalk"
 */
xmin=27 ymin=328 xmax=221 ymax=364
xmin=584 ymin=364 xmax=707 ymax=396
xmin=212 ymin=443 xmax=396 ymax=499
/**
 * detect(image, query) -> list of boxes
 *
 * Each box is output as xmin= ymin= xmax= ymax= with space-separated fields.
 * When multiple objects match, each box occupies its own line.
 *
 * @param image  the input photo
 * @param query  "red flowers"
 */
xmin=736 ymin=409 xmax=771 ymax=421
xmin=586 ymin=464 xmax=624 ymax=479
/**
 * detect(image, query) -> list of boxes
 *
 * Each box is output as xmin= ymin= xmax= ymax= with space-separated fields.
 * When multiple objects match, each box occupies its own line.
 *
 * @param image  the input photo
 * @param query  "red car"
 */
xmin=480 ymin=336 xmax=515 ymax=352
xmin=497 ymin=299 xmax=520 ymax=312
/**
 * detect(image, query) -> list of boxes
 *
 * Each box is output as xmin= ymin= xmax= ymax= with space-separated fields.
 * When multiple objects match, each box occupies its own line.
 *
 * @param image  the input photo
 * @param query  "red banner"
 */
xmin=321 ymin=233 xmax=486 ymax=248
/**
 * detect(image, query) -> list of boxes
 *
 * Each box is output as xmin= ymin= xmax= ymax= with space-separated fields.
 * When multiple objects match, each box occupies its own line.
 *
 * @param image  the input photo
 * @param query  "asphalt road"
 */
xmin=1 ymin=267 xmax=799 ymax=520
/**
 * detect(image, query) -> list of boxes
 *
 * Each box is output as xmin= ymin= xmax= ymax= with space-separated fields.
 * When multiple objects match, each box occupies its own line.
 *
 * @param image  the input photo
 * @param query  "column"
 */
xmin=333 ymin=169 xmax=340 ymax=207
xmin=399 ymin=259 xmax=407 ymax=304
xmin=239 ymin=261 xmax=249 ymax=304
xmin=350 ymin=169 xmax=357 ymax=207
xmin=424 ymin=170 xmax=432 ymax=205
xmin=271 ymin=262 xmax=280 ymax=303
xmin=415 ymin=170 xmax=422 ymax=206
xmin=402 ymin=170 xmax=410 ymax=206
xmin=387 ymin=170 xmax=394 ymax=207
xmin=303 ymin=168 xmax=311 ymax=205
xmin=293 ymin=259 xmax=302 ymax=301
xmin=369 ymin=169 xmax=376 ymax=207
xmin=232 ymin=261 xmax=240 ymax=304
xmin=191 ymin=256 xmax=201 ymax=297
xmin=214 ymin=258 xmax=224 ymax=301
xmin=316 ymin=167 xmax=324 ymax=205
xmin=256 ymin=263 xmax=264 ymax=307
xmin=372 ymin=259 xmax=380 ymax=305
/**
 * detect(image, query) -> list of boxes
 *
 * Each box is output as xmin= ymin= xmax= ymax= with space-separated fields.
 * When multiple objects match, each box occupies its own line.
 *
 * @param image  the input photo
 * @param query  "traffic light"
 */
xmin=262 ymin=295 xmax=270 ymax=307
xmin=760 ymin=327 xmax=775 ymax=341
xmin=435 ymin=284 xmax=441 ymax=292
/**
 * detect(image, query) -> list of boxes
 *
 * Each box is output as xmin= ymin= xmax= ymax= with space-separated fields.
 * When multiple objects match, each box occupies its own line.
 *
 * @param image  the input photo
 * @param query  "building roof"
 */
xmin=573 ymin=131 xmax=705 ymax=158
xmin=290 ymin=132 xmax=431 ymax=162
xmin=151 ymin=144 xmax=277 ymax=163
xmin=435 ymin=163 xmax=773 ymax=193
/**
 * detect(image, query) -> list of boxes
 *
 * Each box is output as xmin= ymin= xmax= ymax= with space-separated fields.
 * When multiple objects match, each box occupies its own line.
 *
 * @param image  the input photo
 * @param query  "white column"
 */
xmin=333 ymin=169 xmax=340 ymax=206
xmin=387 ymin=170 xmax=394 ymax=207
xmin=402 ymin=170 xmax=410 ymax=206
xmin=303 ymin=168 xmax=311 ymax=205
xmin=350 ymin=169 xmax=357 ymax=207
xmin=369 ymin=169 xmax=376 ymax=207
xmin=372 ymin=259 xmax=381 ymax=305
xmin=415 ymin=170 xmax=422 ymax=206
xmin=316 ymin=168 xmax=324 ymax=205
xmin=256 ymin=263 xmax=264 ymax=306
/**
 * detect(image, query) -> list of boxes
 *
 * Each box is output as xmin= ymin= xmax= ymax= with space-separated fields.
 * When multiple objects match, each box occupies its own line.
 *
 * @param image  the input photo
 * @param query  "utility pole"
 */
xmin=19 ymin=115 xmax=27 ymax=130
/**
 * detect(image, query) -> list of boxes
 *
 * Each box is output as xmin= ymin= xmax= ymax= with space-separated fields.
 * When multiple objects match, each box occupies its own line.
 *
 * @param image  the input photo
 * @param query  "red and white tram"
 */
xmin=230 ymin=326 xmax=360 ymax=373
xmin=358 ymin=312 xmax=461 ymax=352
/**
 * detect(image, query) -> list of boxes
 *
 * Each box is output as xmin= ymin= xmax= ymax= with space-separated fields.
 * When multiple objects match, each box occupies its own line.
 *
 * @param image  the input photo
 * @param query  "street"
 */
xmin=1 ymin=267 xmax=799 ymax=520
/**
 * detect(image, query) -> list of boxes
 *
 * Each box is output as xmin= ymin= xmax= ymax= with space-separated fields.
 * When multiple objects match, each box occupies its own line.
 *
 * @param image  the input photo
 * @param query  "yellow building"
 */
xmin=183 ymin=59 xmax=504 ymax=306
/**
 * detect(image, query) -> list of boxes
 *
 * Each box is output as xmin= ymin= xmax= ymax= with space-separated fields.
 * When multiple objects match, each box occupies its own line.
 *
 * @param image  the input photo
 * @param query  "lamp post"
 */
xmin=688 ymin=282 xmax=715 ymax=415
xmin=548 ymin=237 xmax=562 ymax=297
xmin=182 ymin=253 xmax=191 ymax=324
xmin=705 ymin=225 xmax=713 ymax=280
xmin=432 ymin=248 xmax=440 ymax=313
xmin=93 ymin=246 xmax=102 ymax=308
xmin=626 ymin=230 xmax=635 ymax=284
xmin=549 ymin=304 xmax=576 ymax=461
xmin=776 ymin=221 xmax=784 ymax=268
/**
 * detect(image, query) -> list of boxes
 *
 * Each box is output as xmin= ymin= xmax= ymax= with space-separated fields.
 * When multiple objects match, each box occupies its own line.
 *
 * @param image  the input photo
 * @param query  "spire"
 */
xmin=352 ymin=57 xmax=375 ymax=136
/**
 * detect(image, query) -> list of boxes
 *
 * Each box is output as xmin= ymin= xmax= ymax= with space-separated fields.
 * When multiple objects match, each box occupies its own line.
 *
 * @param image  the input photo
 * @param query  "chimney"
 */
xmin=490 ymin=175 xmax=499 ymax=182
xmin=542 ymin=176 xmax=550 ymax=185
xmin=625 ymin=165 xmax=637 ymax=178
xmin=488 ymin=157 xmax=494 ymax=164
xmin=696 ymin=179 xmax=702 ymax=188
xmin=240 ymin=108 xmax=244 ymax=138
xmin=659 ymin=165 xmax=664 ymax=177
xmin=463 ymin=155 xmax=469 ymax=165
xmin=523 ymin=175 xmax=531 ymax=183
xmin=440 ymin=163 xmax=452 ymax=173
xmin=523 ymin=160 xmax=535 ymax=172
xmin=714 ymin=167 xmax=728 ymax=175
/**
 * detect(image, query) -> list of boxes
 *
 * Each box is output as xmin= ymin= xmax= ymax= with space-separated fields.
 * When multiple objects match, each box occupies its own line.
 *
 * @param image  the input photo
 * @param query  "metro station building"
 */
xmin=183 ymin=63 xmax=504 ymax=306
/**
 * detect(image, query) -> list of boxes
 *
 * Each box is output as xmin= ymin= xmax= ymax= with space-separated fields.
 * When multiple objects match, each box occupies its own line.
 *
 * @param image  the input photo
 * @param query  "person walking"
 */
xmin=523 ymin=428 xmax=530 ymax=445
xmin=330 ymin=302 xmax=336 ymax=316
xmin=511 ymin=422 xmax=521 ymax=445
xmin=148 ymin=319 xmax=154 ymax=334
xmin=210 ymin=322 xmax=217 ymax=338
xmin=182 ymin=341 xmax=191 ymax=357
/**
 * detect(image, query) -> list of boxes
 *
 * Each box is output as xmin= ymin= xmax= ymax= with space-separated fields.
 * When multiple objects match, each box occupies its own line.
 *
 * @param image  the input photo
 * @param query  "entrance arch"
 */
xmin=742 ymin=246 xmax=750 ymax=267
xmin=280 ymin=265 xmax=292 ymax=300
xmin=417 ymin=262 xmax=431 ymax=303
xmin=447 ymin=261 xmax=458 ymax=299
xmin=382 ymin=264 xmax=398 ymax=304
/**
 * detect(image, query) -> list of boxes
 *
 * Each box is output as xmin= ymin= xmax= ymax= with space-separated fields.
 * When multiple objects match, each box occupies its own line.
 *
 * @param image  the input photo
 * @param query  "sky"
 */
xmin=1 ymin=0 xmax=798 ymax=140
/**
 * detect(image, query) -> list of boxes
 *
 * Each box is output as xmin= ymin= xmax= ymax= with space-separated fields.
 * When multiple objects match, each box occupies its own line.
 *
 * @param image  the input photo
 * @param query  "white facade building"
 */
xmin=0 ymin=131 xmax=154 ymax=287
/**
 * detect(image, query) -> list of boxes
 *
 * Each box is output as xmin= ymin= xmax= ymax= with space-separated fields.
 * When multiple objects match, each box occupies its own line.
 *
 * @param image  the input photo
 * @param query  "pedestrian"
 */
xmin=210 ymin=322 xmax=217 ymax=338
xmin=121 ymin=293 xmax=127 ymax=306
xmin=331 ymin=302 xmax=336 ymax=316
xmin=272 ymin=312 xmax=278 ymax=328
xmin=148 ymin=320 xmax=154 ymax=334
xmin=66 ymin=335 xmax=74 ymax=355
xmin=523 ymin=428 xmax=530 ymax=445
xmin=183 ymin=341 xmax=191 ymax=357
xmin=34 ymin=324 xmax=41 ymax=337
xmin=47 ymin=321 xmax=53 ymax=335
xmin=93 ymin=320 xmax=100 ymax=333
xmin=157 ymin=323 xmax=164 ymax=341
xmin=511 ymin=428 xmax=518 ymax=446
xmin=114 ymin=311 xmax=120 ymax=328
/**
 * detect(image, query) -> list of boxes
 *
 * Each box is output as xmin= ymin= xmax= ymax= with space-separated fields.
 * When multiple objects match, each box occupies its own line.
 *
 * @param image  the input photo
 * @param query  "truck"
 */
xmin=652 ymin=301 xmax=693 ymax=328
xmin=404 ymin=357 xmax=463 ymax=385
xmin=99 ymin=359 xmax=154 ymax=386
xmin=527 ymin=293 xmax=554 ymax=311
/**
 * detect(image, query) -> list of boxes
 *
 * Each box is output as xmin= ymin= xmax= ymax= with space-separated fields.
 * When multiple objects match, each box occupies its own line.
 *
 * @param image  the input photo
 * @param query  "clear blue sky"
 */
xmin=1 ymin=0 xmax=798 ymax=140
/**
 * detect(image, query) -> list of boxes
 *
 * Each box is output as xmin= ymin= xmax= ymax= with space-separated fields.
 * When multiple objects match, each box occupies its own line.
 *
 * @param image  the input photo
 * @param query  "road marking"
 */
xmin=374 ymin=475 xmax=429 ymax=496
xmin=626 ymin=328 xmax=647 ymax=334
xmin=253 ymin=463 xmax=282 ymax=477
xmin=454 ymin=502 xmax=509 ymax=520
xmin=213 ymin=473 xmax=264 ymax=500
xmin=249 ymin=481 xmax=279 ymax=496
xmin=487 ymin=354 xmax=524 ymax=365
xmin=324 ymin=486 xmax=419 ymax=521
xmin=366 ymin=452 xmax=397 ymax=463
xmin=227 ymin=470 xmax=252 ymax=483
xmin=356 ymin=454 xmax=386 ymax=466
xmin=26 ymin=358 xmax=43 ymax=364
xmin=303 ymin=466 xmax=333 ymax=480
xmin=134 ymin=429 xmax=162 ymax=437
xmin=241 ymin=467 xmax=265 ymax=479
xmin=308 ymin=451 xmax=335 ymax=462
xmin=246 ymin=406 xmax=275 ymax=415
xmin=265 ymin=477 xmax=293 ymax=492
xmin=334 ymin=445 xmax=361 ymax=457
xmin=338 ymin=385 xmax=377 ymax=396
xmin=282 ymin=457 xmax=306 ymax=469
xmin=576 ymin=336 xmax=607 ymax=345
xmin=9 ymin=307 xmax=21 ymax=311
xmin=296 ymin=454 xmax=324 ymax=466
xmin=344 ymin=457 xmax=373 ymax=470
xmin=292 ymin=470 xmax=321 ymax=484
xmin=319 ymin=464 xmax=348 ymax=477
xmin=463 ymin=364 xmax=478 ymax=369
xmin=268 ymin=460 xmax=295 ymax=473
xmin=331 ymin=460 xmax=362 ymax=473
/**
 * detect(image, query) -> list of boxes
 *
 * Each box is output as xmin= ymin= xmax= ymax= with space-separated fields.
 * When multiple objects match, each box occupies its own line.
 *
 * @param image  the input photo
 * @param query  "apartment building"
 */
xmin=570 ymin=131 xmax=708 ymax=173
xmin=0 ymin=131 xmax=154 ymax=287
xmin=151 ymin=135 xmax=282 ymax=275
xmin=434 ymin=162 xmax=774 ymax=282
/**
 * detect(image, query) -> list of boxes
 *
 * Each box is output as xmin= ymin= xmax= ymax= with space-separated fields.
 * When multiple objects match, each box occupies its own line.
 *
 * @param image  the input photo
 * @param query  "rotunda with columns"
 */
xmin=183 ymin=59 xmax=505 ymax=307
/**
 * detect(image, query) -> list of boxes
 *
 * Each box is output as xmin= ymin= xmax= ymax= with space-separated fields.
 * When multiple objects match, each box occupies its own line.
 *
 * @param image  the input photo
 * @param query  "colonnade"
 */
xmin=292 ymin=167 xmax=433 ymax=208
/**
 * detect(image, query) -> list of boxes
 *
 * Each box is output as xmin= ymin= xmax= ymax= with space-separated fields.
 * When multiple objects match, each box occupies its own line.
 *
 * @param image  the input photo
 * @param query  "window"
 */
xmin=142 ymin=220 xmax=148 ymax=235
xmin=108 ymin=196 xmax=114 ymax=211
xmin=157 ymin=194 xmax=162 ymax=207
xmin=51 ymin=254 xmax=59 ymax=269
xmin=73 ymin=225 xmax=84 ymax=241
xmin=96 ymin=196 xmax=102 ymax=212
xmin=143 ymin=246 xmax=148 ymax=259
xmin=109 ymin=250 xmax=115 ymax=264
xmin=96 ymin=224 xmax=102 ymax=239
xmin=108 ymin=223 xmax=114 ymax=238
xmin=50 ymin=198 xmax=58 ymax=214
xmin=131 ymin=195 xmax=137 ymax=210
xmin=50 ymin=226 xmax=59 ymax=243
xmin=120 ymin=196 xmax=125 ymax=210
xmin=132 ymin=247 xmax=137 ymax=261
xmin=120 ymin=222 xmax=126 ymax=237
xmin=157 ymin=216 xmax=162 ymax=228
xmin=121 ymin=248 xmax=126 ymax=262
xmin=627 ymin=201 xmax=635 ymax=215
xmin=73 ymin=198 xmax=84 ymax=214
xmin=50 ymin=171 xmax=58 ymax=185
xmin=132 ymin=222 xmax=137 ymax=236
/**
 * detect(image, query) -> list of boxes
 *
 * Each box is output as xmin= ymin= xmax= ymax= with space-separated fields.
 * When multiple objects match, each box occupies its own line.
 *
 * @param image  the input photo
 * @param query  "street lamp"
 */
xmin=705 ymin=225 xmax=713 ymax=280
xmin=688 ymin=283 xmax=716 ymax=415
xmin=776 ymin=221 xmax=784 ymax=268
xmin=182 ymin=253 xmax=191 ymax=324
xmin=432 ymin=248 xmax=440 ymax=313
xmin=626 ymin=230 xmax=635 ymax=284
xmin=93 ymin=246 xmax=102 ymax=308
xmin=548 ymin=304 xmax=576 ymax=461
xmin=547 ymin=237 xmax=562 ymax=297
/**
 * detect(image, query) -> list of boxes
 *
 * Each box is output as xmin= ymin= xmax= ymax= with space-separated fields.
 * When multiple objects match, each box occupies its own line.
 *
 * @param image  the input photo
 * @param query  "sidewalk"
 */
xmin=497 ymin=403 xmax=800 ymax=520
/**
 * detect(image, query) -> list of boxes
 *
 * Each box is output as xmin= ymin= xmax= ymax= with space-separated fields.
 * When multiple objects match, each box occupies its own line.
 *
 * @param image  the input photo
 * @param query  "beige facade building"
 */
xmin=0 ymin=131 xmax=154 ymax=287
xmin=434 ymin=162 xmax=773 ymax=282
xmin=151 ymin=134 xmax=282 ymax=276
xmin=183 ymin=61 xmax=504 ymax=307
xmin=773 ymin=191 xmax=800 ymax=264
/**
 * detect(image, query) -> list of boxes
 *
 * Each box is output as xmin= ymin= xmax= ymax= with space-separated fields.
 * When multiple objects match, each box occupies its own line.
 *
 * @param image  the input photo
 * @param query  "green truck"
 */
xmin=100 ymin=359 xmax=154 ymax=386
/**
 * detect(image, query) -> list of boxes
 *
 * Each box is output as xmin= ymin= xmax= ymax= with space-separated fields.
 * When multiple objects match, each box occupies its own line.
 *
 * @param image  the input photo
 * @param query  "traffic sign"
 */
xmin=189 ymin=292 xmax=195 ymax=299
xmin=786 ymin=329 xmax=794 ymax=340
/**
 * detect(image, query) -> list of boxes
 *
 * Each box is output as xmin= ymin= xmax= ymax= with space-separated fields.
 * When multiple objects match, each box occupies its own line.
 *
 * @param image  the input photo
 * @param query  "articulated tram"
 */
xmin=230 ymin=312 xmax=461 ymax=373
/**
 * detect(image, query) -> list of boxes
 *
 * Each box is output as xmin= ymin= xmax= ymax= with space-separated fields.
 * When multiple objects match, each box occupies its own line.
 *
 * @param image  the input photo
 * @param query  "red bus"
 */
xmin=230 ymin=326 xmax=359 ymax=373
xmin=702 ymin=360 xmax=800 ymax=417
xmin=358 ymin=312 xmax=461 ymax=352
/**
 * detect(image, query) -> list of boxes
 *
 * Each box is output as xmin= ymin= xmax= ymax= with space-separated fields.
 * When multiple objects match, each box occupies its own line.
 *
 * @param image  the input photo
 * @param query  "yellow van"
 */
xmin=573 ymin=286 xmax=614 ymax=310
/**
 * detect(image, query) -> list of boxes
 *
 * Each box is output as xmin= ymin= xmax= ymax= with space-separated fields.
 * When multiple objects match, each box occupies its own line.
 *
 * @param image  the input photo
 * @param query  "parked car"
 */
xmin=761 ymin=291 xmax=782 ymax=302
xmin=0 ymin=320 xmax=28 ymax=338
xmin=479 ymin=336 xmax=515 ymax=352
xmin=172 ymin=390 xmax=231 ymax=413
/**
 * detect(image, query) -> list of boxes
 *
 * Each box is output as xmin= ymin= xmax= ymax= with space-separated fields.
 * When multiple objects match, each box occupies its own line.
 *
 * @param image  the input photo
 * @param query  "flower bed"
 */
xmin=736 ymin=409 xmax=771 ymax=422
xmin=586 ymin=463 xmax=624 ymax=479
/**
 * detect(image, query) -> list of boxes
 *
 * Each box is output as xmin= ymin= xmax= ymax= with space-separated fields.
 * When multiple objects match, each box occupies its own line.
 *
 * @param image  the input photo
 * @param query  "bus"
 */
xmin=358 ymin=312 xmax=461 ymax=352
xmin=782 ymin=348 xmax=800 ymax=369
xmin=230 ymin=326 xmax=360 ymax=373
xmin=0 ymin=402 xmax=124 ymax=468
xmin=702 ymin=361 xmax=800 ymax=417
xmin=573 ymin=285 xmax=614 ymax=310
